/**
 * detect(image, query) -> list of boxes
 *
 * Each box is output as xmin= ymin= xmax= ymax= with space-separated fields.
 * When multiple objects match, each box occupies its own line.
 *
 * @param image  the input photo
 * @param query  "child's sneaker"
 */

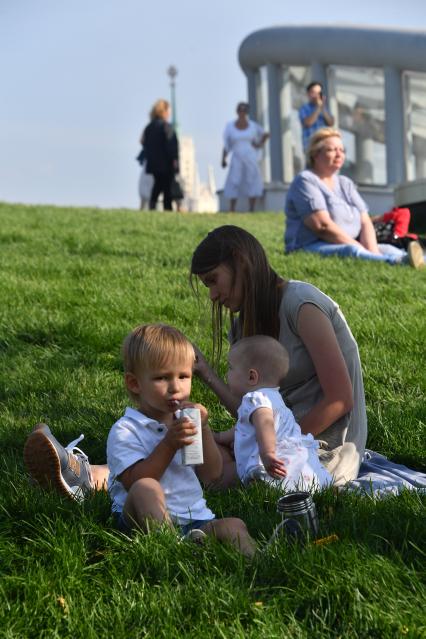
xmin=23 ymin=423 xmax=93 ymax=502
xmin=183 ymin=528 xmax=207 ymax=545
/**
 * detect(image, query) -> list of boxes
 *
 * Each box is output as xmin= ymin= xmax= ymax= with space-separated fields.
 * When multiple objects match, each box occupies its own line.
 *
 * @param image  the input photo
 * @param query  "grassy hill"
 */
xmin=1 ymin=202 xmax=425 ymax=638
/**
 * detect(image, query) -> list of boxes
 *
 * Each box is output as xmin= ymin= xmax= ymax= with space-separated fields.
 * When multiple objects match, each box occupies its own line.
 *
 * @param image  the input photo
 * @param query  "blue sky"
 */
xmin=1 ymin=0 xmax=425 ymax=209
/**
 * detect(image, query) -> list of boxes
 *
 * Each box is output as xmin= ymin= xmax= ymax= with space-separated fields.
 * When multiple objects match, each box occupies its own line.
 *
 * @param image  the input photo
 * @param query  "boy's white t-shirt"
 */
xmin=106 ymin=406 xmax=215 ymax=525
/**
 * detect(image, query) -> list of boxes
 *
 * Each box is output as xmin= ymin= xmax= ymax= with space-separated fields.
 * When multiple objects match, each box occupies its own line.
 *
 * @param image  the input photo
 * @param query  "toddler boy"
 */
xmin=107 ymin=323 xmax=256 ymax=556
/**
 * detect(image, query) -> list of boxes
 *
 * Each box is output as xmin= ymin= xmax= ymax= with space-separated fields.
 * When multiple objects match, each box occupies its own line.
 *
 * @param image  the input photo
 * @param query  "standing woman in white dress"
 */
xmin=222 ymin=102 xmax=269 ymax=212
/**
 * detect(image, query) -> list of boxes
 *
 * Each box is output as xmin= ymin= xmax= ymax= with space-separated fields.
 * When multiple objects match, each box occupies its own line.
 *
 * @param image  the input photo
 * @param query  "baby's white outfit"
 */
xmin=106 ymin=407 xmax=215 ymax=525
xmin=234 ymin=387 xmax=332 ymax=491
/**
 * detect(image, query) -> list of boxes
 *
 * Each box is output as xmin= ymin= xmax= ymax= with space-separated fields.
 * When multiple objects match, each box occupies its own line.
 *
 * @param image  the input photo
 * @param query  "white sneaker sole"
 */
xmin=23 ymin=428 xmax=85 ymax=502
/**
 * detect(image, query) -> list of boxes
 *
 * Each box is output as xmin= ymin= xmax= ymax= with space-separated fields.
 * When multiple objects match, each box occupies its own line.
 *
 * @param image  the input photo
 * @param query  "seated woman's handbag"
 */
xmin=373 ymin=219 xmax=395 ymax=244
xmin=373 ymin=219 xmax=413 ymax=250
xmin=373 ymin=206 xmax=420 ymax=249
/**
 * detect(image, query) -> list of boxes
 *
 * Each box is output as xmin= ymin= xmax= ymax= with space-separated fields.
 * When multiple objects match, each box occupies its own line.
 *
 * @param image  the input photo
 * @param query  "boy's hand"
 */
xmin=261 ymin=452 xmax=287 ymax=480
xmin=179 ymin=401 xmax=208 ymax=429
xmin=195 ymin=402 xmax=208 ymax=428
xmin=163 ymin=414 xmax=197 ymax=452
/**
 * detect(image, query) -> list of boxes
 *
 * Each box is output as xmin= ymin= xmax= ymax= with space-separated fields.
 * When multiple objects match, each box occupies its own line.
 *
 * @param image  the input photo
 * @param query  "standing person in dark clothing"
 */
xmin=141 ymin=99 xmax=179 ymax=211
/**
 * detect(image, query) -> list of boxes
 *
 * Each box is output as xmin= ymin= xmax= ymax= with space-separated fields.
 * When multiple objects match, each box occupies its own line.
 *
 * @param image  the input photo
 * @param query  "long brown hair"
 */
xmin=190 ymin=225 xmax=285 ymax=363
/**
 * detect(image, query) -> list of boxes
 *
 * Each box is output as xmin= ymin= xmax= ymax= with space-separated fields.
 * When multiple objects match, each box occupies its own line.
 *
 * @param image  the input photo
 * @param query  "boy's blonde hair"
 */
xmin=122 ymin=323 xmax=195 ymax=376
xmin=231 ymin=335 xmax=289 ymax=386
xmin=306 ymin=127 xmax=342 ymax=168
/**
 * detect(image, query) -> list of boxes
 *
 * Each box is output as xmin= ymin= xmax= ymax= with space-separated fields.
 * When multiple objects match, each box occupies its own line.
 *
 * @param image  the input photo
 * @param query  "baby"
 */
xmin=227 ymin=335 xmax=332 ymax=491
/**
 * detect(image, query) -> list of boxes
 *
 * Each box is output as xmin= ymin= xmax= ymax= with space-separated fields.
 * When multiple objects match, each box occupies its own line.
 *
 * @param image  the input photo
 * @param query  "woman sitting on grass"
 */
xmin=24 ymin=225 xmax=367 ymax=496
xmin=190 ymin=225 xmax=367 ymax=489
xmin=284 ymin=128 xmax=425 ymax=269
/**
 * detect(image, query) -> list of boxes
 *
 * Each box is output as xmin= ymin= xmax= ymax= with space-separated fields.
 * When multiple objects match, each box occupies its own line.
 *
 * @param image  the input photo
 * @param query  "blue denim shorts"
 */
xmin=114 ymin=511 xmax=214 ymax=536
xmin=179 ymin=518 xmax=214 ymax=536
xmin=114 ymin=511 xmax=134 ymax=536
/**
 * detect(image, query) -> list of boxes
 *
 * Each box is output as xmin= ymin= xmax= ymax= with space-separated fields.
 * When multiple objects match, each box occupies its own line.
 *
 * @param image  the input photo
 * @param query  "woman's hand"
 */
xmin=192 ymin=344 xmax=211 ymax=380
xmin=358 ymin=211 xmax=381 ymax=253
xmin=252 ymin=133 xmax=269 ymax=150
xmin=304 ymin=210 xmax=363 ymax=246
xmin=192 ymin=344 xmax=241 ymax=418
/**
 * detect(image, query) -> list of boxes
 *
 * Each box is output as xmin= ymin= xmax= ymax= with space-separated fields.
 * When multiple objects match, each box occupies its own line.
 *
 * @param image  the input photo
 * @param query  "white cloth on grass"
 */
xmin=347 ymin=450 xmax=426 ymax=497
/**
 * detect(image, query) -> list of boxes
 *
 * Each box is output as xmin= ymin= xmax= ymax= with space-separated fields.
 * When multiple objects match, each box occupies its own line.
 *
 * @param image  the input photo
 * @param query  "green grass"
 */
xmin=0 ymin=202 xmax=425 ymax=638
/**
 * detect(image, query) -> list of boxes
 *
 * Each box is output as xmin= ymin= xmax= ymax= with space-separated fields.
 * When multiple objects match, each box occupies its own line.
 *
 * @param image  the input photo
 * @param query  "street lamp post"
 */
xmin=167 ymin=65 xmax=178 ymax=133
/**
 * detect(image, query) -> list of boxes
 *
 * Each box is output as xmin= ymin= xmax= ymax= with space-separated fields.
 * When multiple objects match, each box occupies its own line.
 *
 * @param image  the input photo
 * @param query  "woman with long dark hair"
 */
xmin=190 ymin=225 xmax=367 ymax=488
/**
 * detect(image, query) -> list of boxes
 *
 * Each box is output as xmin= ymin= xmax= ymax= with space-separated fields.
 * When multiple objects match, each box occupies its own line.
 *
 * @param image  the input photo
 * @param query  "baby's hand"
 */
xmin=164 ymin=414 xmax=196 ymax=451
xmin=261 ymin=452 xmax=287 ymax=479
